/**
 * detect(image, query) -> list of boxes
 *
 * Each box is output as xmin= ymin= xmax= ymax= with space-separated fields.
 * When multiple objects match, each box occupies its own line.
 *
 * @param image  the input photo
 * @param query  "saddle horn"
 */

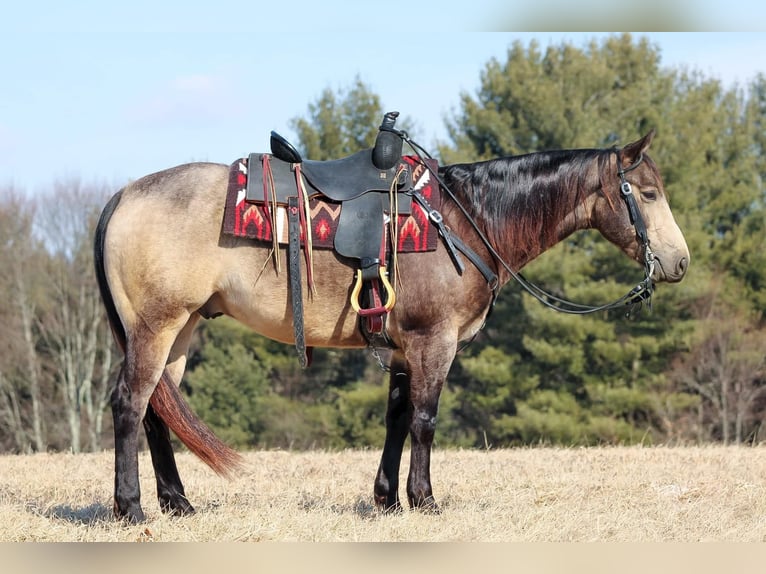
xmin=372 ymin=111 xmax=403 ymax=170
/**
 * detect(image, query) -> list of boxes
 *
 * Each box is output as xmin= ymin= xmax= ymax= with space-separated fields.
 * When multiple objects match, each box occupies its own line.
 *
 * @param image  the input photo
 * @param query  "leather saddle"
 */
xmin=245 ymin=115 xmax=414 ymax=367
xmin=247 ymin=132 xmax=413 ymax=205
xmin=245 ymin=131 xmax=415 ymax=267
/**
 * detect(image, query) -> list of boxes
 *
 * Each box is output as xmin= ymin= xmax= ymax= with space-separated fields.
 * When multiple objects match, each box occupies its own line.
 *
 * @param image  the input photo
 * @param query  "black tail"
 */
xmin=94 ymin=190 xmax=127 ymax=350
xmin=93 ymin=191 xmax=242 ymax=476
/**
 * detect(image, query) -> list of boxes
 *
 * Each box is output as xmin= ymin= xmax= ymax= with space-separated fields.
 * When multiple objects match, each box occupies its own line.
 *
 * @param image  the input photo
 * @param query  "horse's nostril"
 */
xmin=677 ymin=256 xmax=688 ymax=275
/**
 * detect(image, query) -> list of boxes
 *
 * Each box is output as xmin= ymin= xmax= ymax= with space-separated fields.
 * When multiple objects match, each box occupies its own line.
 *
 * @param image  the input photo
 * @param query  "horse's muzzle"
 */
xmin=654 ymin=252 xmax=689 ymax=283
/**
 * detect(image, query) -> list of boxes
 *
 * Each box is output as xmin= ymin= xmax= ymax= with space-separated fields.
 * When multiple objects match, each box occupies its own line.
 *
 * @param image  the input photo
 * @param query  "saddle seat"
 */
xmin=301 ymin=149 xmax=410 ymax=201
xmin=262 ymin=130 xmax=412 ymax=203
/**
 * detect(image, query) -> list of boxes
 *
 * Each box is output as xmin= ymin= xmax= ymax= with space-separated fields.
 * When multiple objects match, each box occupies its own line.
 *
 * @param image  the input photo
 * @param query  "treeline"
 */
xmin=0 ymin=183 xmax=115 ymax=453
xmin=1 ymin=33 xmax=764 ymax=454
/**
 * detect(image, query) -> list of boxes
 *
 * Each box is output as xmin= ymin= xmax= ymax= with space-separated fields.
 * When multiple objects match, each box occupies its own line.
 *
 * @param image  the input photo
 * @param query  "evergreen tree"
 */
xmin=289 ymin=75 xmax=384 ymax=160
xmin=289 ymin=75 xmax=417 ymax=160
xmin=439 ymin=33 xmax=766 ymax=446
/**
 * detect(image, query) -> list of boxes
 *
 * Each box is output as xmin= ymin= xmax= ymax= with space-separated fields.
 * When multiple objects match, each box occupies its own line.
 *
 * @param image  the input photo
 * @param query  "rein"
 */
xmin=388 ymin=128 xmax=655 ymax=316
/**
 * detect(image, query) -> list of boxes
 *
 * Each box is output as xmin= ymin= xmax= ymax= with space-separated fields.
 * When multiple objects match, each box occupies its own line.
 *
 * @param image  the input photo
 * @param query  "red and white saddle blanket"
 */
xmin=222 ymin=155 xmax=440 ymax=253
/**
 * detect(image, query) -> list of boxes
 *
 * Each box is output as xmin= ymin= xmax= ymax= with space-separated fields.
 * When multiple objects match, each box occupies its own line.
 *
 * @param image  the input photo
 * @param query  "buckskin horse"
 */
xmin=94 ymin=122 xmax=689 ymax=523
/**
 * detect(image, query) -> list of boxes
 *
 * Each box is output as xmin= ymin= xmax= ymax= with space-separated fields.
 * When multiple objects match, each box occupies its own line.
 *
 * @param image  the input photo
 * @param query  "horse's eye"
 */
xmin=641 ymin=190 xmax=657 ymax=202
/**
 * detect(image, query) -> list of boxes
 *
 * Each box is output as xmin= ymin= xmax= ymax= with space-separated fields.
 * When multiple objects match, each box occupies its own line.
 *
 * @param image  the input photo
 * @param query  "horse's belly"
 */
xmin=214 ymin=252 xmax=368 ymax=348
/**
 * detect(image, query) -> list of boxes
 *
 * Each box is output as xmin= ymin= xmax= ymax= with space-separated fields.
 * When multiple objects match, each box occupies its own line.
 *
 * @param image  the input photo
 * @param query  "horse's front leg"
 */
xmin=374 ymin=352 xmax=410 ymax=512
xmin=404 ymin=333 xmax=456 ymax=512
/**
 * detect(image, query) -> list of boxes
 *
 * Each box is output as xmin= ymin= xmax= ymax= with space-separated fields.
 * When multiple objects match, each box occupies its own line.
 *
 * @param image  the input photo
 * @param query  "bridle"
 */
xmin=393 ymin=129 xmax=656 ymax=316
xmin=505 ymin=148 xmax=656 ymax=315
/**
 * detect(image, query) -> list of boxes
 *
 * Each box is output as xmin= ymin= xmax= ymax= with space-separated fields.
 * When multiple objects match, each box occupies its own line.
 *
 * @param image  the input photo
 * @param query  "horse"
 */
xmin=94 ymin=129 xmax=689 ymax=523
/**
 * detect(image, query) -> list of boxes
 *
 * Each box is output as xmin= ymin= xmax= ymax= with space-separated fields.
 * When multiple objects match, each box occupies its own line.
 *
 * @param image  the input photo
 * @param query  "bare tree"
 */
xmin=35 ymin=179 xmax=118 ymax=453
xmin=0 ymin=188 xmax=46 ymax=452
xmin=0 ymin=368 xmax=29 ymax=452
xmin=671 ymin=308 xmax=766 ymax=444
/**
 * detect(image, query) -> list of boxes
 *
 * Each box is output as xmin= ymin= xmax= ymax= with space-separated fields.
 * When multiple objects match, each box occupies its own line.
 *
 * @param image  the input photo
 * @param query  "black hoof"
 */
xmin=114 ymin=501 xmax=146 ymax=524
xmin=380 ymin=501 xmax=404 ymax=515
xmin=159 ymin=494 xmax=195 ymax=516
xmin=374 ymin=493 xmax=403 ymax=514
xmin=410 ymin=496 xmax=441 ymax=515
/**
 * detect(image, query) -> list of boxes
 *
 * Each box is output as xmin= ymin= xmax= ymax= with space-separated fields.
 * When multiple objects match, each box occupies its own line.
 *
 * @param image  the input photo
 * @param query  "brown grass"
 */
xmin=2 ymin=446 xmax=766 ymax=542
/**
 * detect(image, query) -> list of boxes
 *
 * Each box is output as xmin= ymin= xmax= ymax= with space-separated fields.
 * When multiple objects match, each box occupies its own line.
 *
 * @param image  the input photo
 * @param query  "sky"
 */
xmin=1 ymin=1 xmax=765 ymax=194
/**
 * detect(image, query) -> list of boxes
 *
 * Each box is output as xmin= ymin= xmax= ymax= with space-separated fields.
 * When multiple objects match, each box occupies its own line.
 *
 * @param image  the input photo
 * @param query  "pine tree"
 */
xmin=438 ymin=33 xmax=763 ymax=445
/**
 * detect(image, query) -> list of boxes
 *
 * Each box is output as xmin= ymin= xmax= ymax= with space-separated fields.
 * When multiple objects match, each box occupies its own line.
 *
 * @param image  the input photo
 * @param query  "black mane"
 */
xmin=439 ymin=148 xmax=615 ymax=256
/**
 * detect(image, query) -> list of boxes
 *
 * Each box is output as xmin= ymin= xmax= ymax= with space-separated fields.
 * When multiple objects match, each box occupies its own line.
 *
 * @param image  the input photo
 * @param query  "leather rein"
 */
xmin=392 ymin=128 xmax=656 ymax=316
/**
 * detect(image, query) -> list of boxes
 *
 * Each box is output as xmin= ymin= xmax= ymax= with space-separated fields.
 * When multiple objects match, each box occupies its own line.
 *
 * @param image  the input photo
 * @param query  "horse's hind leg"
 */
xmin=143 ymin=403 xmax=193 ymax=515
xmin=142 ymin=313 xmax=201 ymax=515
xmin=374 ymin=352 xmax=411 ymax=512
xmin=111 ymin=363 xmax=145 ymax=522
xmin=112 ymin=316 xmax=191 ymax=523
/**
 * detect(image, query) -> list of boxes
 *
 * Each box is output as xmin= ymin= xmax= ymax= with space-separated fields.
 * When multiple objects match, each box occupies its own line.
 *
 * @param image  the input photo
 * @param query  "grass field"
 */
xmin=2 ymin=446 xmax=766 ymax=542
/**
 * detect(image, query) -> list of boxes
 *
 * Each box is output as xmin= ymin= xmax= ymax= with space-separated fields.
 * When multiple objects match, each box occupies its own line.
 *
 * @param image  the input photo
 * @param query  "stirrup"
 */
xmin=350 ymin=267 xmax=396 ymax=316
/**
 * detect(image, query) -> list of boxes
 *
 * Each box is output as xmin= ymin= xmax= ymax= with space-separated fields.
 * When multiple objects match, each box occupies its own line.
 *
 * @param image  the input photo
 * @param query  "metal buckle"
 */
xmin=644 ymin=246 xmax=656 ymax=277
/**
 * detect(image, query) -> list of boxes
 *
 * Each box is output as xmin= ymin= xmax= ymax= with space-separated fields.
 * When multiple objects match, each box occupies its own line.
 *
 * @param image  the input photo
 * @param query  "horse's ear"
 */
xmin=621 ymin=129 xmax=656 ymax=164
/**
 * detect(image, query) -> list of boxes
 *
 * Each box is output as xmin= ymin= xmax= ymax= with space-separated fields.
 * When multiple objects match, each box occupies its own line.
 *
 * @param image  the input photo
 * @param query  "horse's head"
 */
xmin=593 ymin=131 xmax=690 ymax=283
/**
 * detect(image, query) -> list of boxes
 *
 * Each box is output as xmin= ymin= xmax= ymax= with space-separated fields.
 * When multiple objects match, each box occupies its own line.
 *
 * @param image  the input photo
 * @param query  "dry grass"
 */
xmin=2 ymin=446 xmax=766 ymax=542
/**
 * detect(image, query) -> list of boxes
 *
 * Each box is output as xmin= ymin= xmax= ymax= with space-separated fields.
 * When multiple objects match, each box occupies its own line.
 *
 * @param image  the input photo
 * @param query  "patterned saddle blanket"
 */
xmin=222 ymin=155 xmax=440 ymax=254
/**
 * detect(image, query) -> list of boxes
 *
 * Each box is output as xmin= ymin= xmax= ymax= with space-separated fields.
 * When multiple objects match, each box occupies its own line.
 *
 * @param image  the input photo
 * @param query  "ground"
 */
xmin=1 ymin=446 xmax=765 ymax=541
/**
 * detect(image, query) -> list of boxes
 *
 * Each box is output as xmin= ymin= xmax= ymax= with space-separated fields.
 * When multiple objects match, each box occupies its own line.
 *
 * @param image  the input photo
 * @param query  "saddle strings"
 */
xmin=294 ymin=164 xmax=316 ymax=296
xmin=388 ymin=164 xmax=406 ymax=289
xmin=262 ymin=154 xmax=282 ymax=275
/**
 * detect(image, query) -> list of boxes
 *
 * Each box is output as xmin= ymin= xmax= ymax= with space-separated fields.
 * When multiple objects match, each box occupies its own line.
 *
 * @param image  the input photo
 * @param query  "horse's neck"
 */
xmin=547 ymin=192 xmax=598 ymax=247
xmin=445 ymin=153 xmax=601 ymax=273
xmin=510 ymin=193 xmax=597 ymax=270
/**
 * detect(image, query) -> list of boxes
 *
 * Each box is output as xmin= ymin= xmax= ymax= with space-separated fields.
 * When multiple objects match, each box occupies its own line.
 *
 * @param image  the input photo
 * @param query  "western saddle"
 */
xmin=245 ymin=112 xmax=417 ymax=366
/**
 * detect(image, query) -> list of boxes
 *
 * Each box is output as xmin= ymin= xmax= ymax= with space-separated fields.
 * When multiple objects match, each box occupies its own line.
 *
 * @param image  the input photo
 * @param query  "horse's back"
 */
xmin=108 ymin=162 xmax=233 ymax=273
xmin=103 ymin=161 xmax=367 ymax=347
xmin=120 ymin=161 xmax=228 ymax=207
xmin=102 ymin=160 xmax=492 ymax=350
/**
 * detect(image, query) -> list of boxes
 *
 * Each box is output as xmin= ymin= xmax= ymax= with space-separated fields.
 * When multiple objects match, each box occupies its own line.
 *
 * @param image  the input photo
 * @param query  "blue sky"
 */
xmin=1 ymin=2 xmax=765 ymax=194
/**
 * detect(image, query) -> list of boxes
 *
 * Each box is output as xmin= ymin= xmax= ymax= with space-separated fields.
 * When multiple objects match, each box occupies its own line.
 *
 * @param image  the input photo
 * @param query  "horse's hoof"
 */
xmin=374 ymin=494 xmax=403 ymax=514
xmin=159 ymin=494 xmax=195 ymax=516
xmin=114 ymin=502 xmax=146 ymax=524
xmin=410 ymin=496 xmax=442 ymax=515
xmin=381 ymin=501 xmax=404 ymax=515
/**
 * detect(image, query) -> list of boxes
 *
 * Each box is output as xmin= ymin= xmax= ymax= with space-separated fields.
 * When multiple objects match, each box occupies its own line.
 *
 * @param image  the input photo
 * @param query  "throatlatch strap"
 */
xmin=288 ymin=196 xmax=310 ymax=368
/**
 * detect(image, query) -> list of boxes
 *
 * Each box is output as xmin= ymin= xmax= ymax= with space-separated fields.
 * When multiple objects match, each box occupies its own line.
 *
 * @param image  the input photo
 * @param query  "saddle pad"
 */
xmin=222 ymin=155 xmax=440 ymax=253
